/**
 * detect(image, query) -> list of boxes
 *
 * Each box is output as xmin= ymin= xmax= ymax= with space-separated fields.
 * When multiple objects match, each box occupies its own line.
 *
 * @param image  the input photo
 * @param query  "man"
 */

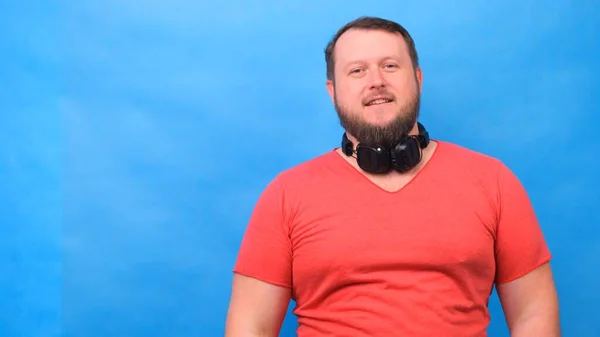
xmin=225 ymin=16 xmax=560 ymax=336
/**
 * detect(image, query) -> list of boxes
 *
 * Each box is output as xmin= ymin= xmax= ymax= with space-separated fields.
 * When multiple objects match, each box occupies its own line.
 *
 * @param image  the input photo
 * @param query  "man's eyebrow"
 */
xmin=341 ymin=59 xmax=364 ymax=67
xmin=342 ymin=55 xmax=404 ymax=67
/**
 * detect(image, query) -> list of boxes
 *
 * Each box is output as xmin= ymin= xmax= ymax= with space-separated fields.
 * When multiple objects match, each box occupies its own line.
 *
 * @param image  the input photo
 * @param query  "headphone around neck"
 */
xmin=341 ymin=122 xmax=430 ymax=174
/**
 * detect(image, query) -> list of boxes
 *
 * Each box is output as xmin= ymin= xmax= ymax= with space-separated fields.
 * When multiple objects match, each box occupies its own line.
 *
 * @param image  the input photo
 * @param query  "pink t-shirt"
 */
xmin=233 ymin=140 xmax=552 ymax=336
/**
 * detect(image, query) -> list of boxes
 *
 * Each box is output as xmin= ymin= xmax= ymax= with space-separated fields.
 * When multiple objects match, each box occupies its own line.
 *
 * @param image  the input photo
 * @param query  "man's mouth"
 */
xmin=365 ymin=98 xmax=393 ymax=106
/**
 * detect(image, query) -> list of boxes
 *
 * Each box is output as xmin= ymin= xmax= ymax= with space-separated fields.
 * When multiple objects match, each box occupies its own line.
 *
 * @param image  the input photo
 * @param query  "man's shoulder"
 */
xmin=275 ymin=149 xmax=341 ymax=184
xmin=435 ymin=140 xmax=508 ymax=182
xmin=437 ymin=140 xmax=504 ymax=168
xmin=255 ymin=149 xmax=343 ymax=205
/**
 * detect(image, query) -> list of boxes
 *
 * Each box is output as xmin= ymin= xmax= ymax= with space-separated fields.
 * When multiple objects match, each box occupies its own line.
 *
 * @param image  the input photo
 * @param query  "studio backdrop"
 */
xmin=1 ymin=1 xmax=598 ymax=336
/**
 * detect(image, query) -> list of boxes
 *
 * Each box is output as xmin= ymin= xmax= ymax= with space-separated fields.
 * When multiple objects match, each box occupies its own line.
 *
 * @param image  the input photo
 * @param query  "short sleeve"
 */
xmin=494 ymin=162 xmax=552 ymax=284
xmin=233 ymin=176 xmax=293 ymax=288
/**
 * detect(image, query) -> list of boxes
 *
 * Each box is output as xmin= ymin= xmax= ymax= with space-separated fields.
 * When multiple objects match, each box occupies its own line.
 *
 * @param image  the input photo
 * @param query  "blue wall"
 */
xmin=1 ymin=1 xmax=598 ymax=336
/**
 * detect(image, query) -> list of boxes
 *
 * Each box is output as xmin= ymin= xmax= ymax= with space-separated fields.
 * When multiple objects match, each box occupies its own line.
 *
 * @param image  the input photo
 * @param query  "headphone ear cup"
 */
xmin=391 ymin=137 xmax=422 ymax=173
xmin=356 ymin=145 xmax=391 ymax=174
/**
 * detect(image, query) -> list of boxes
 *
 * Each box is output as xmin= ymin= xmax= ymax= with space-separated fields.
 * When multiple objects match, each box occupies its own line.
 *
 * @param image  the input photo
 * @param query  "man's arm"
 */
xmin=225 ymin=273 xmax=291 ymax=337
xmin=496 ymin=262 xmax=561 ymax=337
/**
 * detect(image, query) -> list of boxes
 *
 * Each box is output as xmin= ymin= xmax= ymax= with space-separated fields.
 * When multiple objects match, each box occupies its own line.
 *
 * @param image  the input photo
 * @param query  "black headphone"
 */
xmin=341 ymin=122 xmax=430 ymax=174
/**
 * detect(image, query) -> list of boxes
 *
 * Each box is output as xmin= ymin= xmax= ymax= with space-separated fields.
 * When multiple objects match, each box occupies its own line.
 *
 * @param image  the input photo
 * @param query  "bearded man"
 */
xmin=225 ymin=16 xmax=560 ymax=337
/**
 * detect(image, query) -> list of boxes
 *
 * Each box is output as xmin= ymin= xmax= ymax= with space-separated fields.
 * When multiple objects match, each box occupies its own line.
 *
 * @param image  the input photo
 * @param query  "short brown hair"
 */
xmin=324 ymin=16 xmax=420 ymax=81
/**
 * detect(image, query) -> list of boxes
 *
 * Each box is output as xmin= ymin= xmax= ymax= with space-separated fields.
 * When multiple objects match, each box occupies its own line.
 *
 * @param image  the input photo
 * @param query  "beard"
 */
xmin=334 ymin=89 xmax=421 ymax=148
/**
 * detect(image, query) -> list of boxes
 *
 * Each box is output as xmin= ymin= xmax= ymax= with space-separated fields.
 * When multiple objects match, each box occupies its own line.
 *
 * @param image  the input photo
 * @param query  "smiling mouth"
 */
xmin=366 ymin=98 xmax=393 ymax=106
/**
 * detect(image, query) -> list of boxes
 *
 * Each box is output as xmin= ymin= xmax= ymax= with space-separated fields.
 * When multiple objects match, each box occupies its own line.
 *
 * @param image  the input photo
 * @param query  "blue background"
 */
xmin=1 ymin=1 xmax=598 ymax=336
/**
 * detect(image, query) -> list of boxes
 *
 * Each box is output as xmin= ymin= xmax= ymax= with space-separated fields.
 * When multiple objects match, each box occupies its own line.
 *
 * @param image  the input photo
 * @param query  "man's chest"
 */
xmin=288 ymin=187 xmax=498 ymax=298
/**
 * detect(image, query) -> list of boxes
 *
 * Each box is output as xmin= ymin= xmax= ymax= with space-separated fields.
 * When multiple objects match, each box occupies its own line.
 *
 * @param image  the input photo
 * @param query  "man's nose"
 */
xmin=368 ymin=69 xmax=385 ymax=89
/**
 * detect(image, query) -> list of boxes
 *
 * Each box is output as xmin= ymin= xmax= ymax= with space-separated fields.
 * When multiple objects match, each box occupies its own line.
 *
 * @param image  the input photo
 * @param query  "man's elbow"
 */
xmin=509 ymin=309 xmax=561 ymax=337
xmin=225 ymin=315 xmax=281 ymax=337
xmin=224 ymin=312 xmax=282 ymax=337
xmin=224 ymin=325 xmax=278 ymax=337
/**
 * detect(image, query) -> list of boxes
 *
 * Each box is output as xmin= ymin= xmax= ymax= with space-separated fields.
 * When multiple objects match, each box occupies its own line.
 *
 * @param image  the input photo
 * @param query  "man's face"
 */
xmin=326 ymin=28 xmax=423 ymax=148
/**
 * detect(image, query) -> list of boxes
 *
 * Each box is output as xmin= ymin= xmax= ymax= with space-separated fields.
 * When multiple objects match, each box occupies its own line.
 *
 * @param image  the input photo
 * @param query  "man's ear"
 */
xmin=326 ymin=79 xmax=335 ymax=103
xmin=415 ymin=67 xmax=423 ymax=92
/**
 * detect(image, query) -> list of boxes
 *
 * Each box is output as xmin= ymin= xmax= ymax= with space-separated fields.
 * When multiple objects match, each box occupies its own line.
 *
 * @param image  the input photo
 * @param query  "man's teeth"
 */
xmin=368 ymin=99 xmax=391 ymax=106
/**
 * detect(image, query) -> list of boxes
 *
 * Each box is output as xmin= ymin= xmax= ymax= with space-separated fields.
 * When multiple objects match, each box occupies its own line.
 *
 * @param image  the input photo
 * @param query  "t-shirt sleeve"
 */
xmin=232 ymin=176 xmax=293 ymax=288
xmin=494 ymin=162 xmax=552 ymax=284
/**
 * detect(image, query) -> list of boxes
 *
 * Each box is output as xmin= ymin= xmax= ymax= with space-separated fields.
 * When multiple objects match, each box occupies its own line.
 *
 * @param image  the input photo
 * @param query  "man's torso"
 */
xmin=281 ymin=141 xmax=501 ymax=336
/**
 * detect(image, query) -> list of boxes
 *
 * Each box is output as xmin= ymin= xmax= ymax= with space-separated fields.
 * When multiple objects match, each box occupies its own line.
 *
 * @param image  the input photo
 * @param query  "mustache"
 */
xmin=362 ymin=90 xmax=396 ymax=105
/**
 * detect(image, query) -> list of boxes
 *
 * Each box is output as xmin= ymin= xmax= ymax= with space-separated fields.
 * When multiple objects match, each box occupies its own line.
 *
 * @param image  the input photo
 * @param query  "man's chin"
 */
xmin=360 ymin=115 xmax=398 ymax=129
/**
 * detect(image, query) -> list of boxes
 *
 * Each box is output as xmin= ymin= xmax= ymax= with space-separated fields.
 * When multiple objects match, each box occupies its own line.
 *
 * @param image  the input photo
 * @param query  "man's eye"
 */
xmin=350 ymin=68 xmax=362 ymax=74
xmin=384 ymin=64 xmax=398 ymax=68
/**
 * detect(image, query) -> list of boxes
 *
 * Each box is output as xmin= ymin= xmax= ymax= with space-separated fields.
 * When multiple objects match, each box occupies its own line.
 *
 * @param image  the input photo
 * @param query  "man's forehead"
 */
xmin=334 ymin=29 xmax=408 ymax=64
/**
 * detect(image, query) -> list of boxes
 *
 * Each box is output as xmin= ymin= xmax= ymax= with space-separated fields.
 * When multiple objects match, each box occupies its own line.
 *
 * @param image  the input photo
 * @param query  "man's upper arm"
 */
xmin=493 ymin=161 xmax=559 ymax=334
xmin=226 ymin=176 xmax=294 ymax=336
xmin=493 ymin=162 xmax=553 ymax=284
xmin=225 ymin=273 xmax=291 ymax=337
xmin=496 ymin=262 xmax=560 ymax=336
